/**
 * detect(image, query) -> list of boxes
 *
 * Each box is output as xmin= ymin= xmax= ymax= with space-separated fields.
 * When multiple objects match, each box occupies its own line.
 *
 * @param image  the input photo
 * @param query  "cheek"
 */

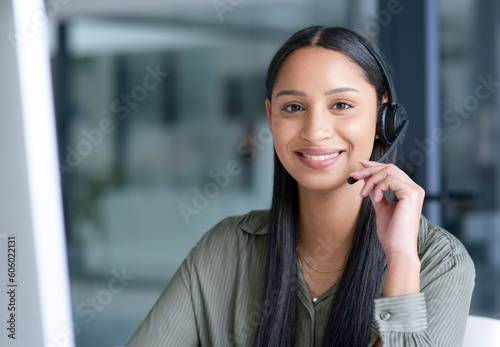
xmin=270 ymin=120 xmax=298 ymax=165
xmin=344 ymin=117 xmax=377 ymax=152
xmin=270 ymin=114 xmax=297 ymax=145
xmin=271 ymin=127 xmax=290 ymax=157
xmin=269 ymin=114 xmax=289 ymax=136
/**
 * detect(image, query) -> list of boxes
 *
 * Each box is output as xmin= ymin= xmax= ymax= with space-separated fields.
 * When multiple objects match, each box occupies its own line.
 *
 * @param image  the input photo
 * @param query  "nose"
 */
xmin=300 ymin=107 xmax=335 ymax=144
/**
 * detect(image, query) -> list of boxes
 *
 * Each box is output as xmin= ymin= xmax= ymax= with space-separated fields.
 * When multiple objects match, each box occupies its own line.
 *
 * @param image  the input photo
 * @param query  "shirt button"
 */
xmin=380 ymin=312 xmax=391 ymax=320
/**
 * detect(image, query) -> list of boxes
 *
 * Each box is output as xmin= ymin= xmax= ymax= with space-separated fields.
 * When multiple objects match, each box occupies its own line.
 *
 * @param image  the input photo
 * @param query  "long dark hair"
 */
xmin=254 ymin=26 xmax=398 ymax=347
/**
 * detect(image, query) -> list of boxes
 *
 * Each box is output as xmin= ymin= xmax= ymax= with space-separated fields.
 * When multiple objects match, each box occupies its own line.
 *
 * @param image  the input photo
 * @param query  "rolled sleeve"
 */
xmin=374 ymin=293 xmax=427 ymax=333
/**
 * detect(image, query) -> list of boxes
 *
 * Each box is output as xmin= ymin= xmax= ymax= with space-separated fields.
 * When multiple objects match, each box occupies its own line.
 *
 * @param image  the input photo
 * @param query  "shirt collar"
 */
xmin=239 ymin=210 xmax=270 ymax=235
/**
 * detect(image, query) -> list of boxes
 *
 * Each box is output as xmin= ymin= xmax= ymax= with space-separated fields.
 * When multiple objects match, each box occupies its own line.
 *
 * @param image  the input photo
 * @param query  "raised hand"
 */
xmin=350 ymin=160 xmax=425 ymax=296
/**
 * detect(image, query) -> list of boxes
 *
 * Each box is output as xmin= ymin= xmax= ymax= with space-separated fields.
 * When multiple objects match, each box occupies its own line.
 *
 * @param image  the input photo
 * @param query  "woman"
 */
xmin=127 ymin=26 xmax=474 ymax=346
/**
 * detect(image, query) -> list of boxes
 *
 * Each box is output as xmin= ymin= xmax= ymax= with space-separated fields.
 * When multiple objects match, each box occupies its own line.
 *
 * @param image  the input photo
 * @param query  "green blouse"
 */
xmin=127 ymin=210 xmax=475 ymax=346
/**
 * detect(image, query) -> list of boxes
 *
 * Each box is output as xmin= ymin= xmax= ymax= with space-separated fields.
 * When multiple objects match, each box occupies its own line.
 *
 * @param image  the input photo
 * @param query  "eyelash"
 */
xmin=281 ymin=102 xmax=353 ymax=113
xmin=281 ymin=104 xmax=304 ymax=112
xmin=332 ymin=102 xmax=352 ymax=110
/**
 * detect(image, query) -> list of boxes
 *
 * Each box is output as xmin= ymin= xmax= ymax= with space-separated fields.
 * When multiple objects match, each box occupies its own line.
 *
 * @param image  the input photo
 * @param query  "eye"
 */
xmin=332 ymin=102 xmax=352 ymax=110
xmin=282 ymin=104 xmax=304 ymax=112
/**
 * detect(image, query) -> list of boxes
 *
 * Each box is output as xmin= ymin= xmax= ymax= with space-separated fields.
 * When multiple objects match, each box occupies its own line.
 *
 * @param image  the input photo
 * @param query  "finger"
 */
xmin=371 ymin=177 xmax=395 ymax=203
xmin=360 ymin=166 xmax=416 ymax=202
xmin=349 ymin=163 xmax=391 ymax=182
xmin=359 ymin=160 xmax=385 ymax=168
xmin=347 ymin=161 xmax=374 ymax=184
xmin=372 ymin=182 xmax=388 ymax=203
xmin=350 ymin=167 xmax=385 ymax=182
xmin=352 ymin=163 xmax=413 ymax=186
xmin=351 ymin=161 xmax=400 ymax=178
xmin=371 ymin=175 xmax=421 ymax=204
xmin=357 ymin=164 xmax=406 ymax=196
xmin=369 ymin=188 xmax=389 ymax=207
xmin=363 ymin=162 xmax=414 ymax=184
xmin=359 ymin=170 xmax=389 ymax=197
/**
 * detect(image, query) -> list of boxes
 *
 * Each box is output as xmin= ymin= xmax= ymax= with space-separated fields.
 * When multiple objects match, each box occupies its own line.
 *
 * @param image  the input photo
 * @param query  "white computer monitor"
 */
xmin=0 ymin=1 xmax=74 ymax=346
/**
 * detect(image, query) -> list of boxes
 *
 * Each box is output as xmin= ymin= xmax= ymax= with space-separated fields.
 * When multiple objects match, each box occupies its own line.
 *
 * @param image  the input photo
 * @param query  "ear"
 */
xmin=382 ymin=91 xmax=389 ymax=104
xmin=265 ymin=99 xmax=272 ymax=128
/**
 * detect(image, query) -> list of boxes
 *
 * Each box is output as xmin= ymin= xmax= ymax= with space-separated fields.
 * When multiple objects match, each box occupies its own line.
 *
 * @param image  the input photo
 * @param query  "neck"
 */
xmin=297 ymin=183 xmax=363 ymax=264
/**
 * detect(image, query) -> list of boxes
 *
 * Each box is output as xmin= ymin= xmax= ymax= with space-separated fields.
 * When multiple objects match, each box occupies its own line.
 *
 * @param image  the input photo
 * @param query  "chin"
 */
xmin=296 ymin=176 xmax=350 ymax=193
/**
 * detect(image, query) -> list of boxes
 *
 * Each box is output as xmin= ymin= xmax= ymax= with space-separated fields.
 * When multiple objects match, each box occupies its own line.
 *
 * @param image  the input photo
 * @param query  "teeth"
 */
xmin=302 ymin=152 xmax=340 ymax=160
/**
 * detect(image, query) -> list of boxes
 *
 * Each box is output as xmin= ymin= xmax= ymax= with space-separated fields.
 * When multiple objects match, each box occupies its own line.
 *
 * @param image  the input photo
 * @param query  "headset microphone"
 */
xmin=346 ymin=36 xmax=409 ymax=185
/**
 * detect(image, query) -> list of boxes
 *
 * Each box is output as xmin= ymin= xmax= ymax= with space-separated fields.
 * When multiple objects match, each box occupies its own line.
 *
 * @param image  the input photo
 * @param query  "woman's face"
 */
xmin=267 ymin=47 xmax=380 ymax=193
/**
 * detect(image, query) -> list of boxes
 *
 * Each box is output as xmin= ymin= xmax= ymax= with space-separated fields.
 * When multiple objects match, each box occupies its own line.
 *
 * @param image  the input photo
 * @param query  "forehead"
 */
xmin=273 ymin=47 xmax=371 ymax=96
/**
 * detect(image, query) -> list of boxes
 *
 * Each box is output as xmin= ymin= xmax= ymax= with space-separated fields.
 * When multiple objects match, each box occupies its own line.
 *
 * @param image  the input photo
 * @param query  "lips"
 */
xmin=295 ymin=148 xmax=344 ymax=169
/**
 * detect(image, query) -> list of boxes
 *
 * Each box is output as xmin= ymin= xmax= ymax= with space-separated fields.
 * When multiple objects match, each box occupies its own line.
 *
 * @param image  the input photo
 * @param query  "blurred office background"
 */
xmin=45 ymin=0 xmax=500 ymax=345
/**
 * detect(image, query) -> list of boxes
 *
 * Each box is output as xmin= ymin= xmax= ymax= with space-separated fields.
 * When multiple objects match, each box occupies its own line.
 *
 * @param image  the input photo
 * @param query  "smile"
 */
xmin=300 ymin=152 xmax=340 ymax=161
xmin=295 ymin=149 xmax=344 ymax=169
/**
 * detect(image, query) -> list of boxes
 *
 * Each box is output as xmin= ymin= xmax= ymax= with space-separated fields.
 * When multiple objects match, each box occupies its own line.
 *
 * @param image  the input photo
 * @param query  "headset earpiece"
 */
xmin=376 ymin=103 xmax=408 ymax=145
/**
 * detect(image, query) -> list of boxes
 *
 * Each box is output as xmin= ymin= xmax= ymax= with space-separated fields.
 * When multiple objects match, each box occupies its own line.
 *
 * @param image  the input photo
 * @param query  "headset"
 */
xmin=347 ymin=37 xmax=409 ymax=185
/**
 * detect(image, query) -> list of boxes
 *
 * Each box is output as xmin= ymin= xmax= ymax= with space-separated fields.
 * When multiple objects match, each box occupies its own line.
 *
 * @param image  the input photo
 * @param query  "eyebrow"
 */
xmin=325 ymin=87 xmax=359 ymax=95
xmin=275 ymin=90 xmax=306 ymax=97
xmin=275 ymin=87 xmax=359 ymax=98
